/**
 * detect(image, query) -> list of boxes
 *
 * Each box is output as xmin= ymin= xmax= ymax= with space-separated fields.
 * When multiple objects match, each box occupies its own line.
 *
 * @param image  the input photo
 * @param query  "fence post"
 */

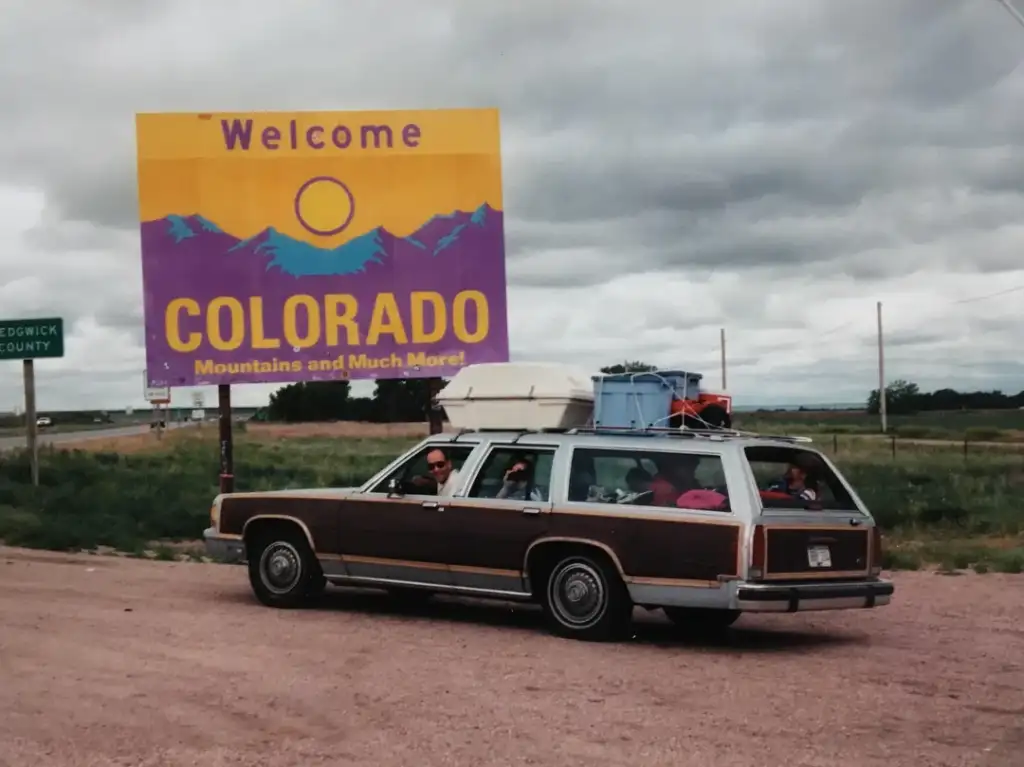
xmin=832 ymin=433 xmax=838 ymax=454
xmin=963 ymin=438 xmax=968 ymax=459
xmin=890 ymin=435 xmax=896 ymax=459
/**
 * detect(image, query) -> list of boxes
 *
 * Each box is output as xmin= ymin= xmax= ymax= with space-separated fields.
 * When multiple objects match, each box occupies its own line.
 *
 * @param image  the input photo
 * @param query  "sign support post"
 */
xmin=0 ymin=317 xmax=64 ymax=487
xmin=23 ymin=359 xmax=38 ymax=487
xmin=143 ymin=372 xmax=171 ymax=441
xmin=218 ymin=384 xmax=234 ymax=494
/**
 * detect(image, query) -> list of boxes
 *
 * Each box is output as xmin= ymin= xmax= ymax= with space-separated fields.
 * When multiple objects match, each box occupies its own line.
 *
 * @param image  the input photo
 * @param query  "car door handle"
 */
xmin=421 ymin=501 xmax=439 ymax=509
xmin=521 ymin=507 xmax=542 ymax=515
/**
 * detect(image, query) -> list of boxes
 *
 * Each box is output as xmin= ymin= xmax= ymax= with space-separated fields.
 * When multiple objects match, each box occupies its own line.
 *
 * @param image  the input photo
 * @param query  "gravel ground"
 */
xmin=0 ymin=546 xmax=1020 ymax=767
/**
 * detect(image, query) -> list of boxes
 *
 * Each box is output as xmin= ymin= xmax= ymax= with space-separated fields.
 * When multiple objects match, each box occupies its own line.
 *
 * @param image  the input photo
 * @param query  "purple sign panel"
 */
xmin=135 ymin=108 xmax=509 ymax=387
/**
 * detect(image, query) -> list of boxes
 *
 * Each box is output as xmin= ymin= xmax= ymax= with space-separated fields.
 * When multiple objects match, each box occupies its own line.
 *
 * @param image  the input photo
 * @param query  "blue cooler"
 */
xmin=591 ymin=370 xmax=703 ymax=430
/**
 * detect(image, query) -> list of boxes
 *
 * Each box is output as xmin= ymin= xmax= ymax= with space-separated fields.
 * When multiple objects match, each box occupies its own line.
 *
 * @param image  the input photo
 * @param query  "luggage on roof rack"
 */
xmin=591 ymin=369 xmax=702 ymax=430
xmin=437 ymin=362 xmax=596 ymax=432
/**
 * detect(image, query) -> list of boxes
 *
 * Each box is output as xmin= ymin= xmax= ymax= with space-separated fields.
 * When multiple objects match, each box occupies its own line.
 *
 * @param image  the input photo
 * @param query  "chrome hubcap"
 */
xmin=259 ymin=542 xmax=302 ymax=594
xmin=550 ymin=561 xmax=607 ymax=628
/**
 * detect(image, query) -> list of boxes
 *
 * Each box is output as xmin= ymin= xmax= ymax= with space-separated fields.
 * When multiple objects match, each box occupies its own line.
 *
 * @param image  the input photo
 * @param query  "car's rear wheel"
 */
xmin=541 ymin=552 xmax=633 ymax=641
xmin=663 ymin=606 xmax=740 ymax=631
xmin=247 ymin=526 xmax=321 ymax=608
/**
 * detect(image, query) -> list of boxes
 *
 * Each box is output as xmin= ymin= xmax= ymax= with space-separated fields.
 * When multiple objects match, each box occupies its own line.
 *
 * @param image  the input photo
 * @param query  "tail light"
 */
xmin=870 ymin=526 xmax=883 ymax=576
xmin=749 ymin=524 xmax=765 ymax=579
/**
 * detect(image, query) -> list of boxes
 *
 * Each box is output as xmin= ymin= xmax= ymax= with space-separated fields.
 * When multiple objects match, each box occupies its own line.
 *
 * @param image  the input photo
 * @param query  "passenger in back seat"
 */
xmin=767 ymin=455 xmax=821 ymax=502
xmin=650 ymin=454 xmax=700 ymax=506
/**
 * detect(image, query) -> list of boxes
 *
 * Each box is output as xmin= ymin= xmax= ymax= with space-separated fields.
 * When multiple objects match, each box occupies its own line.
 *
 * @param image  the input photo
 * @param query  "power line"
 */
xmin=949 ymin=283 xmax=1024 ymax=304
xmin=995 ymin=0 xmax=1024 ymax=31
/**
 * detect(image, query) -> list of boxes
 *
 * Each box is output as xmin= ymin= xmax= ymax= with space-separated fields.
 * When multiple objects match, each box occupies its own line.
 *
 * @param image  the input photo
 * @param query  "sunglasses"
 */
xmin=428 ymin=460 xmax=448 ymax=470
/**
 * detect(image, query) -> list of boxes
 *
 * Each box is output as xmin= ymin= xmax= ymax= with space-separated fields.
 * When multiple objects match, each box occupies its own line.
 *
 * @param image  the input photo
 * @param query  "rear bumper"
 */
xmin=203 ymin=527 xmax=246 ymax=564
xmin=735 ymin=578 xmax=894 ymax=612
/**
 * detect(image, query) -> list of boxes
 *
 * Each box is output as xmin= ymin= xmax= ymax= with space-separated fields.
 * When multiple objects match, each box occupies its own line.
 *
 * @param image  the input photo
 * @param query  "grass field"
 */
xmin=0 ymin=419 xmax=1021 ymax=573
xmin=735 ymin=408 xmax=1024 ymax=442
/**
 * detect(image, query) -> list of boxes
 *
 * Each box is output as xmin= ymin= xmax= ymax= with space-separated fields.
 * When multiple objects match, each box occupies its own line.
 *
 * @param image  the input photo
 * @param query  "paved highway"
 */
xmin=0 ymin=422 xmax=188 ymax=453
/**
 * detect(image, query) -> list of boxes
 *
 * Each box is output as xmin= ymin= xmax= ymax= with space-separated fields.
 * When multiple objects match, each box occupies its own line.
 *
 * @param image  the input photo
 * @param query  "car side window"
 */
xmin=467 ymin=447 xmax=555 ymax=502
xmin=568 ymin=447 xmax=730 ymax=511
xmin=368 ymin=444 xmax=474 ymax=494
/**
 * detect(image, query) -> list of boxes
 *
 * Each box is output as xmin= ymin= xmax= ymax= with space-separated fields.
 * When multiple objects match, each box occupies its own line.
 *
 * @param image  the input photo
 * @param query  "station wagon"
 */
xmin=203 ymin=427 xmax=893 ymax=641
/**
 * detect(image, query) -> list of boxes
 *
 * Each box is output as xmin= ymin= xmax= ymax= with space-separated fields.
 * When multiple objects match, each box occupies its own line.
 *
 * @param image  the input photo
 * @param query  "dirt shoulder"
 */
xmin=0 ymin=546 xmax=1020 ymax=766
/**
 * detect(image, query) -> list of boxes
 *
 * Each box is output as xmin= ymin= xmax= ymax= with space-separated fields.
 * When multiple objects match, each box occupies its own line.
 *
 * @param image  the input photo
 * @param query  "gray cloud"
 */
xmin=1 ymin=0 xmax=1024 ymax=410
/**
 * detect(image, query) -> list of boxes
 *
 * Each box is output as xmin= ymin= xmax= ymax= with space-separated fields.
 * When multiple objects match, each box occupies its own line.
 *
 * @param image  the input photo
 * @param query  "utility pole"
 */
xmin=719 ymin=328 xmax=727 ymax=390
xmin=877 ymin=301 xmax=887 ymax=433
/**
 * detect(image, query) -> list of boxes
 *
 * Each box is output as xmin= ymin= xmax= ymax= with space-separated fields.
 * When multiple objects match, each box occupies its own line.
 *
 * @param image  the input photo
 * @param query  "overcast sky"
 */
xmin=1 ymin=0 xmax=1023 ymax=413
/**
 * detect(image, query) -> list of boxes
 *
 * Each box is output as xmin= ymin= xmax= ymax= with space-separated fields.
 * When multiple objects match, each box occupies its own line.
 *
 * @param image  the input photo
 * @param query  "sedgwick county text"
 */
xmin=194 ymin=350 xmax=466 ymax=376
xmin=163 ymin=290 xmax=490 ymax=352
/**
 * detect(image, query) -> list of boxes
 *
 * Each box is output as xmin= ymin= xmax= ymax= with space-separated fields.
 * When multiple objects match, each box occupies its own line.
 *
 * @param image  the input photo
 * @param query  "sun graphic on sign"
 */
xmin=293 ymin=176 xmax=356 ymax=237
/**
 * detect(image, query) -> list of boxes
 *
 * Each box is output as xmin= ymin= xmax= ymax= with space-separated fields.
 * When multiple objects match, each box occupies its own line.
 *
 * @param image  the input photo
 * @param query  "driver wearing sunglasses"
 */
xmin=424 ymin=447 xmax=460 ymax=496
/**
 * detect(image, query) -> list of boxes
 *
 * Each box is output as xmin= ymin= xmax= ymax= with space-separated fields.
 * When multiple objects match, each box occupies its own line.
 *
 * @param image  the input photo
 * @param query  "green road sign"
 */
xmin=0 ymin=318 xmax=64 ymax=361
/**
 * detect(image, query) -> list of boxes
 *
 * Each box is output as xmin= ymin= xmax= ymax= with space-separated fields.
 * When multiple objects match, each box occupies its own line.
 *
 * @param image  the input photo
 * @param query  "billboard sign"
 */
xmin=135 ymin=108 xmax=509 ymax=388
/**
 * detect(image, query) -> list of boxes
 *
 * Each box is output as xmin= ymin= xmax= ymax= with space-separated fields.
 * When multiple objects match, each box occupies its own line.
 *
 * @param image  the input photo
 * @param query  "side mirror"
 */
xmin=387 ymin=477 xmax=403 ymax=497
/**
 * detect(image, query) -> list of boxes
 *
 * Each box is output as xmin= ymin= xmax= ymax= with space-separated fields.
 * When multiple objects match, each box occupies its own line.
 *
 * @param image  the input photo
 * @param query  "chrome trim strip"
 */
xmin=738 ymin=595 xmax=892 ymax=612
xmin=324 ymin=574 xmax=532 ymax=600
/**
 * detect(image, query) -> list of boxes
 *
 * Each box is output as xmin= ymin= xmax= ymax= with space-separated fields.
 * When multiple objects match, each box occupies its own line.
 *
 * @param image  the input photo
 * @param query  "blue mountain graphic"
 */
xmin=166 ymin=214 xmax=222 ymax=243
xmin=153 ymin=203 xmax=498 ymax=277
xmin=230 ymin=226 xmax=390 ymax=277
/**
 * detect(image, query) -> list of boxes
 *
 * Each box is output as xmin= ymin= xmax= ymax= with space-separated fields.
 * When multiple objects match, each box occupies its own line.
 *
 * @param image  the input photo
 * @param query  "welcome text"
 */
xmin=221 ymin=118 xmax=421 ymax=152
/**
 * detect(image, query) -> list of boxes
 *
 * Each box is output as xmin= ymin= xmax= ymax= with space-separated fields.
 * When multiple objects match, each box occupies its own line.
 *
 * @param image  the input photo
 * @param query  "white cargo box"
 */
xmin=438 ymin=362 xmax=596 ymax=431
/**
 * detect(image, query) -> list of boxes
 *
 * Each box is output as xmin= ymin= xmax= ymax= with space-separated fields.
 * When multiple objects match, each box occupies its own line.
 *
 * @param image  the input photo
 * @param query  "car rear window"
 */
xmin=744 ymin=445 xmax=859 ymax=511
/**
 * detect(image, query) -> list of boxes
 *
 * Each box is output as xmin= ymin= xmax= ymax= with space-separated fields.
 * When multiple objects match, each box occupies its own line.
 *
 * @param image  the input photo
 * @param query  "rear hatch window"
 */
xmin=744 ymin=445 xmax=862 ymax=513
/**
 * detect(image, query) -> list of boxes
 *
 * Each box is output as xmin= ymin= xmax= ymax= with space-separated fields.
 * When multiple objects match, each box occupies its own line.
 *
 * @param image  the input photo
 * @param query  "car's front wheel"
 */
xmin=541 ymin=552 xmax=633 ymax=641
xmin=247 ymin=527 xmax=321 ymax=608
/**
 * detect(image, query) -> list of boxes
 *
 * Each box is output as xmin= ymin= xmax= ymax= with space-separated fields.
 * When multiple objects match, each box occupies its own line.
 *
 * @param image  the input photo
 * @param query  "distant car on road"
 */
xmin=36 ymin=416 xmax=52 ymax=428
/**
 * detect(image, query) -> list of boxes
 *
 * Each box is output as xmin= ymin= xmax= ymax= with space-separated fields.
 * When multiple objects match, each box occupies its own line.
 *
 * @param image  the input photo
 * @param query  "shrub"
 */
xmin=991 ymin=549 xmax=1024 ymax=574
xmin=881 ymin=547 xmax=922 ymax=571
xmin=0 ymin=434 xmax=414 ymax=553
xmin=964 ymin=427 xmax=1003 ymax=442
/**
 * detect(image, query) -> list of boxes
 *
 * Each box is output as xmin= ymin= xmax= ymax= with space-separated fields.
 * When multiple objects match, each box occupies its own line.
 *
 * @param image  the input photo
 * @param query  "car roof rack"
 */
xmin=446 ymin=425 xmax=814 ymax=445
xmin=564 ymin=426 xmax=814 ymax=444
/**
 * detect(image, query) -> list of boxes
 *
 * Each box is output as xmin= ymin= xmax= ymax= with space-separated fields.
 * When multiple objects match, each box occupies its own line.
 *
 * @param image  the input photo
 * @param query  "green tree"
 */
xmin=867 ymin=379 xmax=921 ymax=417
xmin=373 ymin=378 xmax=436 ymax=422
xmin=267 ymin=380 xmax=352 ymax=422
xmin=600 ymin=360 xmax=658 ymax=374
